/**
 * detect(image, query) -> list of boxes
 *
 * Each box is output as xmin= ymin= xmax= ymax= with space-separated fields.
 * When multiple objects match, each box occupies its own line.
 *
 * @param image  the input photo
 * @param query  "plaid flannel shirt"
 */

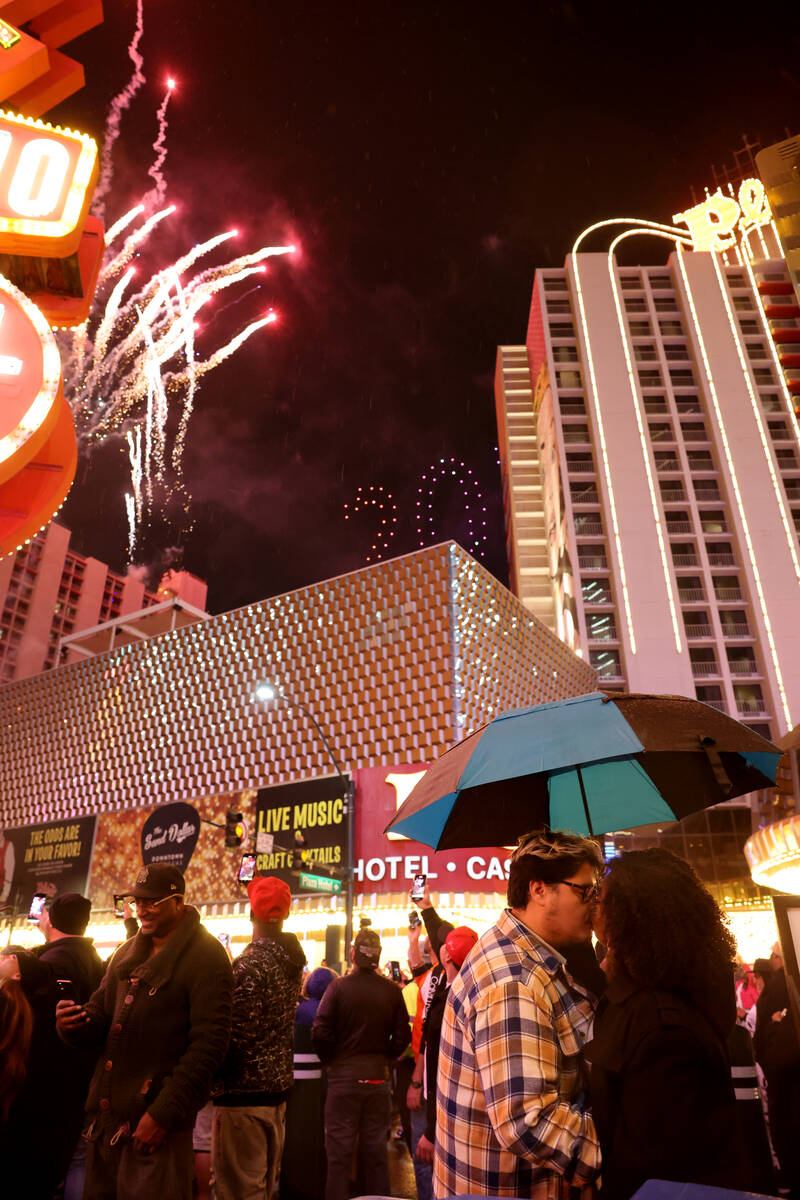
xmin=433 ymin=908 xmax=600 ymax=1199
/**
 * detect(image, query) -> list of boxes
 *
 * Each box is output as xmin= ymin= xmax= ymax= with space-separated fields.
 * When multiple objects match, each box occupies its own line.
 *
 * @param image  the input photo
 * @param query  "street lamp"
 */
xmin=255 ymin=680 xmax=356 ymax=959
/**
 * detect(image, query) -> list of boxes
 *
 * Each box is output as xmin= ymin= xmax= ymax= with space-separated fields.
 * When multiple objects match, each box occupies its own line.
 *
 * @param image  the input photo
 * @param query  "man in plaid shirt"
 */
xmin=434 ymin=829 xmax=604 ymax=1198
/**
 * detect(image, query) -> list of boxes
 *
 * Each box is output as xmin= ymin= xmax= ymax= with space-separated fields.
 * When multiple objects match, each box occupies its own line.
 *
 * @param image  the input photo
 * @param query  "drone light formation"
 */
xmin=343 ymin=485 xmax=398 ymax=563
xmin=416 ymin=457 xmax=488 ymax=558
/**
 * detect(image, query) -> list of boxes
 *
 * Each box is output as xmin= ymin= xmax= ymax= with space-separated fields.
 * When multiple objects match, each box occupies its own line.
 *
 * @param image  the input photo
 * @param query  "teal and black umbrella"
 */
xmin=384 ymin=691 xmax=781 ymax=849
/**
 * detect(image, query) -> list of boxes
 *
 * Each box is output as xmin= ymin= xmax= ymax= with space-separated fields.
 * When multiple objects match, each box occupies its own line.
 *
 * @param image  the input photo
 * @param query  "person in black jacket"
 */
xmin=311 ymin=927 xmax=411 ymax=1200
xmin=584 ymin=849 xmax=742 ymax=1200
xmin=35 ymin=892 xmax=105 ymax=1197
xmin=754 ymin=966 xmax=800 ymax=1199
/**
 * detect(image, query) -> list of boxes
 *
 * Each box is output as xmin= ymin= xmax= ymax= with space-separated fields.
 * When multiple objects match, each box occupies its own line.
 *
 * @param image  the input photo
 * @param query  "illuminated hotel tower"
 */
xmin=495 ymin=181 xmax=800 ymax=742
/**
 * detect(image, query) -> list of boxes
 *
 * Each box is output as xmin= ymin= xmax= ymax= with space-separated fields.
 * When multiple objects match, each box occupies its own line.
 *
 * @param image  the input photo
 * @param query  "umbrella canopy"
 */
xmin=385 ymin=691 xmax=781 ymax=849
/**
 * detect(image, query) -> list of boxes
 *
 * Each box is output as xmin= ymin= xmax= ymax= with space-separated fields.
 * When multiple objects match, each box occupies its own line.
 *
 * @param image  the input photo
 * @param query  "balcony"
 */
xmin=563 ymin=429 xmax=592 ymax=444
xmin=737 ymin=699 xmax=766 ymax=715
xmin=678 ymin=588 xmax=705 ymax=603
xmin=728 ymin=660 xmax=759 ymax=675
xmin=707 ymin=552 xmax=736 ymax=566
xmin=704 ymin=700 xmax=728 ymax=713
xmin=685 ymin=623 xmax=713 ymax=639
xmin=567 ymin=460 xmax=596 ymax=473
xmin=655 ymin=456 xmax=680 ymax=472
xmin=722 ymin=623 xmax=752 ymax=639
xmin=691 ymin=661 xmax=720 ymax=676
xmin=714 ymin=587 xmax=743 ymax=602
xmin=578 ymin=556 xmax=608 ymax=571
xmin=672 ymin=554 xmax=699 ymax=567
xmin=666 ymin=520 xmax=693 ymax=535
xmin=571 ymin=490 xmax=599 ymax=505
xmin=660 ymin=488 xmax=687 ymax=503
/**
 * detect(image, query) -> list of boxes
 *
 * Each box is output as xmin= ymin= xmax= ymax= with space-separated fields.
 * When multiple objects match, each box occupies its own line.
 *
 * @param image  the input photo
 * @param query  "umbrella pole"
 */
xmin=576 ymin=766 xmax=594 ymax=836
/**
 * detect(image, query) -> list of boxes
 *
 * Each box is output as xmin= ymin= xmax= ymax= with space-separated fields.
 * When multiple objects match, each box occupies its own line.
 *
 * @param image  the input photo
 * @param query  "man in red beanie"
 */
xmin=413 ymin=926 xmax=478 ymax=1170
xmin=211 ymin=876 xmax=306 ymax=1200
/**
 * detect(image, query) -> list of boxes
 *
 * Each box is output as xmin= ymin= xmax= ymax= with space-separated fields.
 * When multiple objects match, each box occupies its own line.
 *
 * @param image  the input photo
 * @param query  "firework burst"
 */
xmin=57 ymin=4 xmax=295 ymax=560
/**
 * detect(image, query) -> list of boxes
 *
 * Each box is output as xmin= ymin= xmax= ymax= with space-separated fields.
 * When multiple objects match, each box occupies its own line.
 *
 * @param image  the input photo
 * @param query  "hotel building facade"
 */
xmin=496 ymin=201 xmax=800 ymax=746
xmin=0 ymin=520 xmax=207 ymax=684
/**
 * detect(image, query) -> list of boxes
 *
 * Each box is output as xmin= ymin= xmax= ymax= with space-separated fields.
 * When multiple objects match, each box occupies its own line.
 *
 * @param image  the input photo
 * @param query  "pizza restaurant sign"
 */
xmin=352 ymin=765 xmax=511 ymax=892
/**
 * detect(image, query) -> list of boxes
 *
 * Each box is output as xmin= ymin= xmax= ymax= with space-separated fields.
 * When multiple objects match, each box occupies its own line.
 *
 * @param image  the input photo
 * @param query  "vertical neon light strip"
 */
xmin=571 ymin=251 xmax=637 ymax=653
xmin=570 ymin=218 xmax=692 ymax=657
xmin=677 ymin=247 xmax=792 ymax=729
xmin=710 ymin=250 xmax=800 ymax=585
xmin=606 ymin=228 xmax=683 ymax=651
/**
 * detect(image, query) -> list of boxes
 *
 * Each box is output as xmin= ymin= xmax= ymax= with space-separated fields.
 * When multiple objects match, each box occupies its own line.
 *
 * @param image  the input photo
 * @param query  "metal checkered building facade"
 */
xmin=0 ymin=542 xmax=596 ymax=828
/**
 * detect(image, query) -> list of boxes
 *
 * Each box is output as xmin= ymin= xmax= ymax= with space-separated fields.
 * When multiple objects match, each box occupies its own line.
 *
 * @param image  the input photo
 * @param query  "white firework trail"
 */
xmin=94 ymin=0 xmax=146 ymax=221
xmin=126 ymin=426 xmax=143 ymax=519
xmin=142 ymin=83 xmax=174 ymax=211
xmin=125 ymin=493 xmax=137 ymax=557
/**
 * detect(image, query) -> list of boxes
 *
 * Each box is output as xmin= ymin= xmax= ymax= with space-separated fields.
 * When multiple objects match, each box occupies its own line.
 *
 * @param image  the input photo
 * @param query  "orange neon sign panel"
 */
xmin=0 ymin=109 xmax=98 ymax=257
xmin=0 ymin=258 xmax=75 ymax=554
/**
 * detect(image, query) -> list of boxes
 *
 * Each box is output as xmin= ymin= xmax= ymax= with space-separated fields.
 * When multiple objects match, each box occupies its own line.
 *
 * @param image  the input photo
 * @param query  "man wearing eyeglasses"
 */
xmin=57 ymin=864 xmax=233 ymax=1199
xmin=434 ymin=829 xmax=604 ymax=1200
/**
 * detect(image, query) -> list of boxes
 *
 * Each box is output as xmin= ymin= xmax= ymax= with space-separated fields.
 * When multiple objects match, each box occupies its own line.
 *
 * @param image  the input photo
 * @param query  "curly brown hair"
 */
xmin=599 ymin=848 xmax=736 ymax=1028
xmin=0 ymin=980 xmax=33 ymax=1122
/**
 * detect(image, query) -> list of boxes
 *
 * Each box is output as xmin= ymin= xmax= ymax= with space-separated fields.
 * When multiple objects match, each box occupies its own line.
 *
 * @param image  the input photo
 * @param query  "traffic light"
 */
xmin=225 ymin=810 xmax=245 ymax=848
xmin=291 ymin=846 xmax=310 ymax=871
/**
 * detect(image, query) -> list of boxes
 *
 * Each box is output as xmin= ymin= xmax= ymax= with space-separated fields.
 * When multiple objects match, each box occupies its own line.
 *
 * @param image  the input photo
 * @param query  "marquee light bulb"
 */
xmin=255 ymin=683 xmax=276 ymax=702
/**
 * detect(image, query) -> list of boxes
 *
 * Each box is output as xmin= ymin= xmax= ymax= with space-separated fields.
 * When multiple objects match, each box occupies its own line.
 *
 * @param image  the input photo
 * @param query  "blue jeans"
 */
xmin=410 ymin=1106 xmax=433 ymax=1200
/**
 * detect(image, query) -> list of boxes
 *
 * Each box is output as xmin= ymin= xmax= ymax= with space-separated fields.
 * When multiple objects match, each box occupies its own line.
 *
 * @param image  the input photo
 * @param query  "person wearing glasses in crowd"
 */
xmin=56 ymin=864 xmax=233 ymax=1200
xmin=434 ymin=828 xmax=603 ymax=1200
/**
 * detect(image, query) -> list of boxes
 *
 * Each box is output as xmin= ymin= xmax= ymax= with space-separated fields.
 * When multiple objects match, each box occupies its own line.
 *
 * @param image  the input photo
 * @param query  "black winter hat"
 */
xmin=49 ymin=892 xmax=92 ymax=935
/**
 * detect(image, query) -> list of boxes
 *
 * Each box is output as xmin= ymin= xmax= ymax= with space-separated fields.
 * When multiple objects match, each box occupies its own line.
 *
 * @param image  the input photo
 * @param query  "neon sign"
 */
xmin=0 ymin=112 xmax=100 ymax=553
xmin=0 ymin=109 xmax=98 ymax=258
xmin=673 ymin=178 xmax=772 ymax=253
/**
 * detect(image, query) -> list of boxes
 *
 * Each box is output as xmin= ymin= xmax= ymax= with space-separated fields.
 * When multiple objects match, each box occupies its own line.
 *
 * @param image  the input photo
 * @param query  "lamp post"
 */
xmin=255 ymin=682 xmax=356 ymax=959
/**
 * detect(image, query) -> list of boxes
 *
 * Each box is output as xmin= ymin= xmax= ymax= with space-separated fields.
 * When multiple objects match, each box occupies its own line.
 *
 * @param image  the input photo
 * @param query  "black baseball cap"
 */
xmin=130 ymin=864 xmax=186 ymax=900
xmin=353 ymin=928 xmax=381 ymax=967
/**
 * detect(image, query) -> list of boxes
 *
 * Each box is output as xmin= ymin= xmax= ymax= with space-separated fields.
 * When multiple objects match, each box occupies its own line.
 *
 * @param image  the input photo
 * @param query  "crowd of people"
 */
xmin=0 ymin=835 xmax=798 ymax=1199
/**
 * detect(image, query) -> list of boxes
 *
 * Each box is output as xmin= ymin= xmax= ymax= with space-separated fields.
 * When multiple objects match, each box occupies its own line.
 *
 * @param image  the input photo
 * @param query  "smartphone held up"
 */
xmin=27 ymin=894 xmax=46 ymax=923
xmin=411 ymin=873 xmax=426 ymax=903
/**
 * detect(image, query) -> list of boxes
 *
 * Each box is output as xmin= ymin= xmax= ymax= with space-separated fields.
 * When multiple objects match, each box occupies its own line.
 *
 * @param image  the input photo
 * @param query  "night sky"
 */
xmin=53 ymin=1 xmax=800 ymax=614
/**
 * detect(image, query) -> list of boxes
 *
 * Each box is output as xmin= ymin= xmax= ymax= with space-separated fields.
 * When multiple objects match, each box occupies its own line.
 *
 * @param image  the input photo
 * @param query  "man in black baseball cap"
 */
xmin=57 ymin=862 xmax=232 ymax=1199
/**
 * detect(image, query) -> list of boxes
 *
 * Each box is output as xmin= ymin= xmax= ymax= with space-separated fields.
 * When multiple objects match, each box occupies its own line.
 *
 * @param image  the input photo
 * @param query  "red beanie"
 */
xmin=445 ymin=926 xmax=478 ymax=968
xmin=248 ymin=876 xmax=292 ymax=923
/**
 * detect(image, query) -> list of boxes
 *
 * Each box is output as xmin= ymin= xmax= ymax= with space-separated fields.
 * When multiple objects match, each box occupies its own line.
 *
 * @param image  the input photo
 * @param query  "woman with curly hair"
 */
xmin=584 ymin=848 xmax=741 ymax=1200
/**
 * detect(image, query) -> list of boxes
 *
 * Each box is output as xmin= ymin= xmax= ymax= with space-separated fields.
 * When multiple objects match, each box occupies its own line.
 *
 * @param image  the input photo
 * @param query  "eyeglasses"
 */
xmin=131 ymin=894 xmax=179 ymax=912
xmin=554 ymin=879 xmax=602 ymax=904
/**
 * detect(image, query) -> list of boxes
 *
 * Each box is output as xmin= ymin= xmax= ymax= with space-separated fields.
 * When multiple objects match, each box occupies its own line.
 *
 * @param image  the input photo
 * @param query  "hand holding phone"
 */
xmin=27 ymin=893 xmax=47 ymax=923
xmin=55 ymin=998 xmax=88 ymax=1030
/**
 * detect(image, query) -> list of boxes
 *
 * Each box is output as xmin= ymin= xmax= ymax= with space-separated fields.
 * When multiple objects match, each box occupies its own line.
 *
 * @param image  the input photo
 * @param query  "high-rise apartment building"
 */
xmin=0 ymin=521 xmax=208 ymax=683
xmin=496 ymin=172 xmax=800 ymax=743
